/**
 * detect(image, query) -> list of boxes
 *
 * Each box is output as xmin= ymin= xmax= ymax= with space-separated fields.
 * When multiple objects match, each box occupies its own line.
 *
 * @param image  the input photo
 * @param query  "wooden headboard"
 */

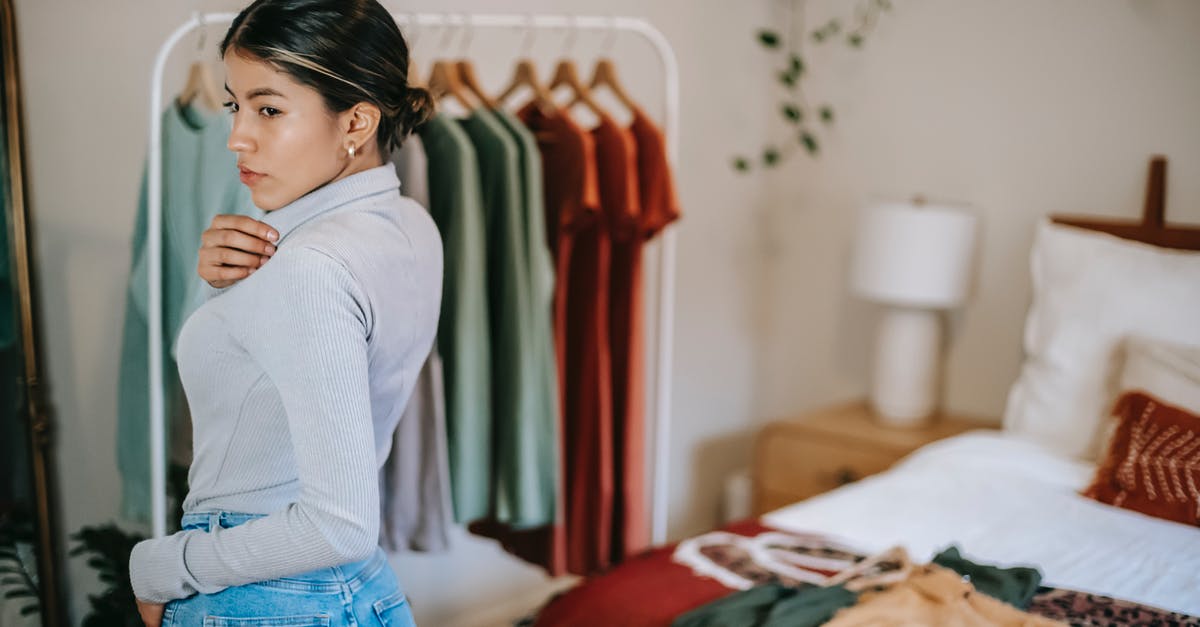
xmin=1051 ymin=156 xmax=1200 ymax=251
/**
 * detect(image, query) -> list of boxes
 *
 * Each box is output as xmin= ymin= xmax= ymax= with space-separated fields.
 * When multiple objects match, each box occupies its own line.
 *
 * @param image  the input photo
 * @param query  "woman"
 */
xmin=128 ymin=1 xmax=441 ymax=625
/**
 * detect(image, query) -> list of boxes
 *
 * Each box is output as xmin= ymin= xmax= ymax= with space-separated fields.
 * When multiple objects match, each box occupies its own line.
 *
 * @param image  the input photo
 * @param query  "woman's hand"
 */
xmin=198 ymin=215 xmax=279 ymax=288
xmin=136 ymin=598 xmax=164 ymax=627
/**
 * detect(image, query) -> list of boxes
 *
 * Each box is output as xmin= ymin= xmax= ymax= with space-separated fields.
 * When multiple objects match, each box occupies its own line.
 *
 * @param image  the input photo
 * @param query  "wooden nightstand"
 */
xmin=751 ymin=401 xmax=990 ymax=515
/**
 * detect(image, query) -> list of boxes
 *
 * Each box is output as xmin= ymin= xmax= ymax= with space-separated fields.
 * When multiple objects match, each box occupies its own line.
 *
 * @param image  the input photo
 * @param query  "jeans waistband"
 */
xmin=179 ymin=510 xmax=387 ymax=588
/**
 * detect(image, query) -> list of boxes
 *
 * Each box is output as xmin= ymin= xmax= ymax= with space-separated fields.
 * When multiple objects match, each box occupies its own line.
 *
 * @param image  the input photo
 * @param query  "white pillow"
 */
xmin=1002 ymin=219 xmax=1200 ymax=459
xmin=1088 ymin=335 xmax=1200 ymax=457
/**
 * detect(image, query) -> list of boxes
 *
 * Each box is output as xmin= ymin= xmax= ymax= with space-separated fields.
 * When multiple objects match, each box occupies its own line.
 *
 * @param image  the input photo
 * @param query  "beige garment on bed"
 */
xmin=824 ymin=564 xmax=1067 ymax=627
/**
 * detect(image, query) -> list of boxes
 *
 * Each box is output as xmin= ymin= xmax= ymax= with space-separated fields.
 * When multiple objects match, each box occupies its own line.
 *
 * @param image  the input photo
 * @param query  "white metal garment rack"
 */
xmin=146 ymin=12 xmax=680 ymax=546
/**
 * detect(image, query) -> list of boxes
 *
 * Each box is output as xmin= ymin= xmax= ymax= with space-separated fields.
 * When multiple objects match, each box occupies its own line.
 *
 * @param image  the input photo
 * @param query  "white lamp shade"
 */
xmin=851 ymin=201 xmax=979 ymax=308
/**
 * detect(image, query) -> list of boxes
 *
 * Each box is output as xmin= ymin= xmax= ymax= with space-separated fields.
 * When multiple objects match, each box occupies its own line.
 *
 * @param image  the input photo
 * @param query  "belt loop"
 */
xmin=208 ymin=511 xmax=222 ymax=531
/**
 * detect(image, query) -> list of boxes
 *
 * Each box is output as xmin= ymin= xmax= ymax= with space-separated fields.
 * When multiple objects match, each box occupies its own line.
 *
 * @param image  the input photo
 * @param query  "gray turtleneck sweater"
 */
xmin=128 ymin=164 xmax=443 ymax=603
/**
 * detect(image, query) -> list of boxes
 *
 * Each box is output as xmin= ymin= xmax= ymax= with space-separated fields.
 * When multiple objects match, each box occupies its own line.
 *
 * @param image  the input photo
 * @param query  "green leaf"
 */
xmin=758 ymin=30 xmax=780 ymax=48
xmin=848 ymin=33 xmax=863 ymax=48
xmin=800 ymin=131 xmax=819 ymax=155
xmin=763 ymin=147 xmax=780 ymax=166
xmin=733 ymin=157 xmax=750 ymax=172
xmin=812 ymin=30 xmax=826 ymax=43
xmin=777 ymin=71 xmax=797 ymax=88
xmin=789 ymin=54 xmax=804 ymax=76
xmin=782 ymin=104 xmax=802 ymax=123
xmin=819 ymin=106 xmax=834 ymax=124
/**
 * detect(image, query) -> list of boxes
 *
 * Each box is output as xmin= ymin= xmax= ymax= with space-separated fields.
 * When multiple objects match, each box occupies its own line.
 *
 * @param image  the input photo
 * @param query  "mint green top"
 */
xmin=492 ymin=108 xmax=561 ymax=519
xmin=418 ymin=114 xmax=494 ymax=523
xmin=117 ymin=101 xmax=258 ymax=524
xmin=458 ymin=109 xmax=557 ymax=527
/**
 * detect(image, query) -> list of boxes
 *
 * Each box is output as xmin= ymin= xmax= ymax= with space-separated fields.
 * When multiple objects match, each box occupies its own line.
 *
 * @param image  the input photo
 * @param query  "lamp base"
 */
xmin=869 ymin=306 xmax=941 ymax=429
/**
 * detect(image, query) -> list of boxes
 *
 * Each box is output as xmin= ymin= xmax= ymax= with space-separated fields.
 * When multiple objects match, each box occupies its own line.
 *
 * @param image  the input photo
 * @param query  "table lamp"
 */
xmin=850 ymin=198 xmax=979 ymax=428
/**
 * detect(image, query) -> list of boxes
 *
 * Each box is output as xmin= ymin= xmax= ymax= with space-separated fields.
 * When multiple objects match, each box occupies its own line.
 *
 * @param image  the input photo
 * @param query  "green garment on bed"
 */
xmin=933 ymin=545 xmax=1043 ymax=609
xmin=672 ymin=584 xmax=857 ymax=627
xmin=672 ymin=546 xmax=1045 ymax=626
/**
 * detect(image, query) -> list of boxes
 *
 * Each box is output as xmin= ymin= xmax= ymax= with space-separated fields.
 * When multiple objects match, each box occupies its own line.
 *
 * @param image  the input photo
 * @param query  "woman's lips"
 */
xmin=238 ymin=165 xmax=265 ymax=186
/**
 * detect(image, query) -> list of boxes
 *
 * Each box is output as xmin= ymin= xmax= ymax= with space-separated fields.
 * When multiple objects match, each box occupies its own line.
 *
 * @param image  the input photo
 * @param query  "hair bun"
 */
xmin=394 ymin=85 xmax=434 ymax=147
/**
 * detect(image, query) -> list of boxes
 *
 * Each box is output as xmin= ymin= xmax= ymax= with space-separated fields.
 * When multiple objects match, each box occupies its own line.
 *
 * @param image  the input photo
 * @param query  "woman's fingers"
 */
xmin=202 ymin=223 xmax=277 ymax=256
xmin=210 ymin=214 xmax=279 ymax=245
xmin=199 ymin=214 xmax=278 ymax=288
xmin=216 ymin=247 xmax=267 ymax=269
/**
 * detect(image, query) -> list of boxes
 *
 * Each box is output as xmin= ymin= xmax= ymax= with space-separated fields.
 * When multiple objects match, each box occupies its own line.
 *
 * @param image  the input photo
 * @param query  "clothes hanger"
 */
xmin=549 ymin=18 xmax=607 ymax=119
xmin=586 ymin=20 xmax=641 ymax=116
xmin=495 ymin=16 xmax=555 ymax=111
xmin=176 ymin=12 xmax=223 ymax=112
xmin=426 ymin=22 xmax=476 ymax=111
xmin=454 ymin=15 xmax=497 ymax=109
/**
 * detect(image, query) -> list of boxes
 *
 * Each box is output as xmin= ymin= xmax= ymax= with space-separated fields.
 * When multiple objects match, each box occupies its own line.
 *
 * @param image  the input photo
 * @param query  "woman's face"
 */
xmin=223 ymin=51 xmax=369 ymax=211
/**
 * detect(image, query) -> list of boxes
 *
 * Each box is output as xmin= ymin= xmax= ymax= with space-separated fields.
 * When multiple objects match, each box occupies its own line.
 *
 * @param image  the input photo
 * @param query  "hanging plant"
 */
xmin=733 ymin=0 xmax=892 ymax=172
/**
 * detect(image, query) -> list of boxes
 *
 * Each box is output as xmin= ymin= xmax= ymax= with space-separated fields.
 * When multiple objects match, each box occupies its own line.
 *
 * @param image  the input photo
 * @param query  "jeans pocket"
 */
xmin=372 ymin=590 xmax=416 ymax=627
xmin=202 ymin=615 xmax=332 ymax=626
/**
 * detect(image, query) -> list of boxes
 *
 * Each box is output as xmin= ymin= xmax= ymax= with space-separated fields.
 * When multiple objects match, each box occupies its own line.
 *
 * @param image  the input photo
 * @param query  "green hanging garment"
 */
xmin=117 ymin=100 xmax=258 ymax=524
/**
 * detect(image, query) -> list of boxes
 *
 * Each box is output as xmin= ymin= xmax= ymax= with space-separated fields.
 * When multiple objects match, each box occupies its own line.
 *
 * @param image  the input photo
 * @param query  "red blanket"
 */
xmin=533 ymin=519 xmax=772 ymax=627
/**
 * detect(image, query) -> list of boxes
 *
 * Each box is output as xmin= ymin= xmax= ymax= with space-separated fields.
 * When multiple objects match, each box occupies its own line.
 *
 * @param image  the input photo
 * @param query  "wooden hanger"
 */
xmin=588 ymin=57 xmax=640 ymax=115
xmin=496 ymin=58 xmax=554 ymax=111
xmin=455 ymin=59 xmax=496 ymax=110
xmin=427 ymin=58 xmax=476 ymax=111
xmin=1051 ymin=156 xmax=1200 ymax=251
xmin=550 ymin=58 xmax=607 ymax=118
xmin=177 ymin=61 xmax=223 ymax=112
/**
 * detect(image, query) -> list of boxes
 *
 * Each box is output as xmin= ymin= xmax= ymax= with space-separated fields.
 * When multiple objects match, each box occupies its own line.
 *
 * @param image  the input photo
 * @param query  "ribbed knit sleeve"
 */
xmin=129 ymin=245 xmax=379 ymax=603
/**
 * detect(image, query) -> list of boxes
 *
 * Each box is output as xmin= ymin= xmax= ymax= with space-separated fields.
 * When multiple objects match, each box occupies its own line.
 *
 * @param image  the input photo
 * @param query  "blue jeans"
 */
xmin=162 ymin=511 xmax=417 ymax=626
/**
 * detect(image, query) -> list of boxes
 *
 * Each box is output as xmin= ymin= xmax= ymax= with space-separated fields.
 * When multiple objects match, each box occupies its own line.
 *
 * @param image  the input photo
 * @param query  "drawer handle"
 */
xmin=834 ymin=467 xmax=859 ymax=486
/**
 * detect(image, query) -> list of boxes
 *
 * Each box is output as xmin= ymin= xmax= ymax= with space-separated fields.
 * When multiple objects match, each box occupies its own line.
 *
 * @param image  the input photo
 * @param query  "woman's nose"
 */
xmin=227 ymin=118 xmax=255 ymax=153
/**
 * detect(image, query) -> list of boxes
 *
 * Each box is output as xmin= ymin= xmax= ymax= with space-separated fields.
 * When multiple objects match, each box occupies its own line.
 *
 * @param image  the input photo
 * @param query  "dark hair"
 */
xmin=219 ymin=0 xmax=433 ymax=155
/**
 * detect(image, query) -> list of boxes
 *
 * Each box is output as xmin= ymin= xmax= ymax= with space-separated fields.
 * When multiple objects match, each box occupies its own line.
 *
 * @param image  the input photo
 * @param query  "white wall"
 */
xmin=9 ymin=0 xmax=1200 ymax=625
xmin=753 ymin=0 xmax=1200 ymax=424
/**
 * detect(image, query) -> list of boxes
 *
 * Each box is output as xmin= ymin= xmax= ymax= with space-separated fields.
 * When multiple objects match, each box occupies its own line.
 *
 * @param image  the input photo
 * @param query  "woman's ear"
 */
xmin=341 ymin=102 xmax=381 ymax=153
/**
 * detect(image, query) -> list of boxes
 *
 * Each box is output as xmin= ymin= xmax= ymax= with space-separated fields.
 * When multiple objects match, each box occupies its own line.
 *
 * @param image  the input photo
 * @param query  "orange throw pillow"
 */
xmin=1082 ymin=390 xmax=1200 ymax=526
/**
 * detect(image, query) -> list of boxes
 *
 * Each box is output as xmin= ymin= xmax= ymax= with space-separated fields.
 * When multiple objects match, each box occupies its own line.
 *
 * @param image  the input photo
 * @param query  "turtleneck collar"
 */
xmin=261 ymin=163 xmax=400 ymax=244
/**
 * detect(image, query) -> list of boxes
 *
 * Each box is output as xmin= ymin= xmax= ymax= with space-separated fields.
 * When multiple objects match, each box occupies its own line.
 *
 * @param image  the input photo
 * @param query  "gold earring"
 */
xmin=347 ymin=144 xmax=357 ymax=158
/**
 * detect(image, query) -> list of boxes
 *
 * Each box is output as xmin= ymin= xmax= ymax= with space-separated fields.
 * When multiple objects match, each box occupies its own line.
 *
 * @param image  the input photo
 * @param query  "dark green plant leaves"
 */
xmin=758 ymin=30 xmax=780 ymax=48
xmin=783 ymin=104 xmax=802 ymax=123
xmin=819 ymin=106 xmax=834 ymax=124
xmin=763 ymin=147 xmax=780 ymax=166
xmin=800 ymin=131 xmax=819 ymax=154
xmin=812 ymin=19 xmax=841 ymax=43
xmin=733 ymin=157 xmax=750 ymax=172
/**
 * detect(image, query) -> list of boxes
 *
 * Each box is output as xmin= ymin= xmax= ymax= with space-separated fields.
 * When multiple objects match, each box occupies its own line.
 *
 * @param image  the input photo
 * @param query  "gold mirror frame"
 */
xmin=2 ymin=0 xmax=64 ymax=623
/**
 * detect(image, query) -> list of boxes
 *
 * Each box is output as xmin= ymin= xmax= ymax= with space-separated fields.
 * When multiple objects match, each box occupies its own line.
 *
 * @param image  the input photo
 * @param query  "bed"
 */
xmin=529 ymin=158 xmax=1200 ymax=626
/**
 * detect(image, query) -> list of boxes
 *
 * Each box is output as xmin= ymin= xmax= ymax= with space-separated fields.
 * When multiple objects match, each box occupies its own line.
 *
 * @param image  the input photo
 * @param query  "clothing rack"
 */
xmin=146 ymin=12 xmax=680 ymax=546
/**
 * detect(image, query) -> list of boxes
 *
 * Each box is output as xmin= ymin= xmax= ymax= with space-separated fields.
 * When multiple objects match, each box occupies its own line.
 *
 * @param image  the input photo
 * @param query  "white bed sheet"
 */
xmin=760 ymin=429 xmax=1200 ymax=615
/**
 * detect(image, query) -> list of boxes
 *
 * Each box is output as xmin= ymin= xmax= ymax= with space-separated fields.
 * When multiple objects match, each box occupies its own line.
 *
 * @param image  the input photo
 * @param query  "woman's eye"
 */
xmin=222 ymin=101 xmax=238 ymax=114
xmin=260 ymin=107 xmax=281 ymax=118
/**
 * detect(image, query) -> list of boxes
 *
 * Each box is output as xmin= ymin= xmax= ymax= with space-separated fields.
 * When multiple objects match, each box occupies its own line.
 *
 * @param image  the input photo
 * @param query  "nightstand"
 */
xmin=751 ymin=401 xmax=990 ymax=515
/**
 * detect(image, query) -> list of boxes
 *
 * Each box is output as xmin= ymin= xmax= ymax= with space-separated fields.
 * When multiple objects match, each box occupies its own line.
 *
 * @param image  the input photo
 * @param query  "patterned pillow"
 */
xmin=1082 ymin=391 xmax=1200 ymax=526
